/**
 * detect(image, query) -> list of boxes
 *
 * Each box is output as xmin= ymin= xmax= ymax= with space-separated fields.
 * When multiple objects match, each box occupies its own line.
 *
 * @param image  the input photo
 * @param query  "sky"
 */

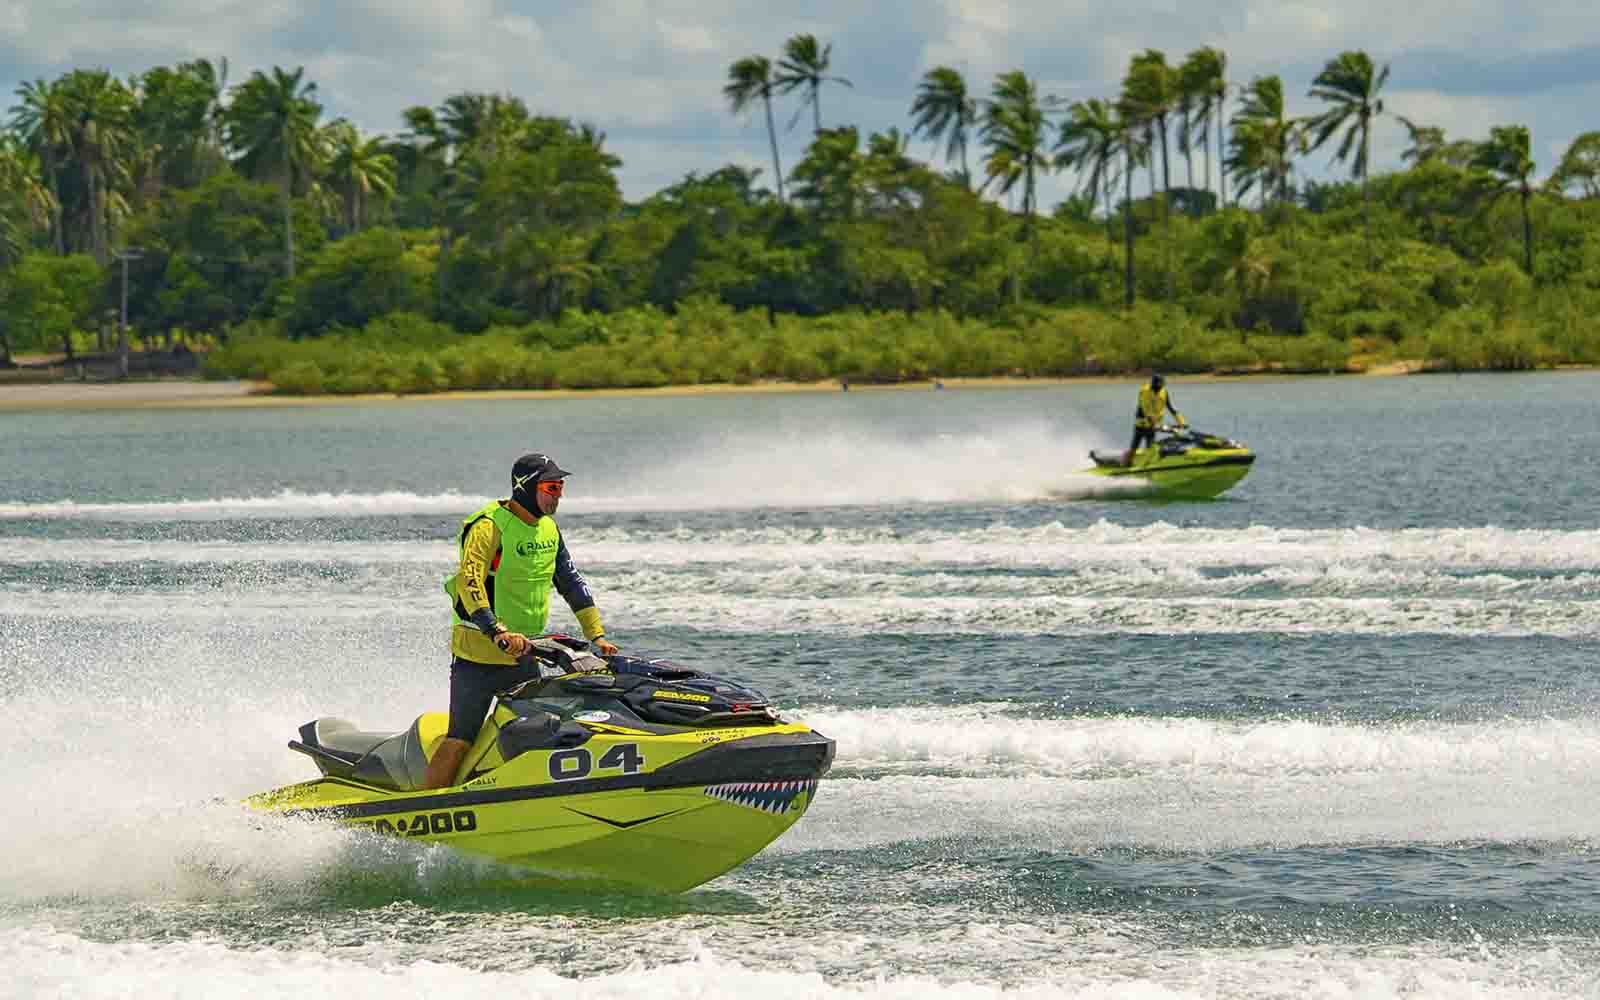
xmin=3 ymin=0 xmax=1599 ymax=206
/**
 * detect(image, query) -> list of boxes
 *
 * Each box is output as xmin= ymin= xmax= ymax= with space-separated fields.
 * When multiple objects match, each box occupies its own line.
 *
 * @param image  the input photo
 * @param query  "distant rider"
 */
xmin=423 ymin=452 xmax=620 ymax=789
xmin=1123 ymin=373 xmax=1185 ymax=467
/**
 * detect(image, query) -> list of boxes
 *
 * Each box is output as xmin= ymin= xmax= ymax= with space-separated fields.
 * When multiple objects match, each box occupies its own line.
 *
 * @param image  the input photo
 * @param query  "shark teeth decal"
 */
xmin=703 ymin=779 xmax=819 ymax=815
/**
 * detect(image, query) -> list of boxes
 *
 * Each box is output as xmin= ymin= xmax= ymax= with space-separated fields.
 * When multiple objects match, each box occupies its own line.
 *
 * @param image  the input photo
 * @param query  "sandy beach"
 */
xmin=0 ymin=361 xmax=1461 ymax=413
xmin=0 ymin=374 xmax=1185 ymax=412
xmin=0 ymin=379 xmax=266 ymax=411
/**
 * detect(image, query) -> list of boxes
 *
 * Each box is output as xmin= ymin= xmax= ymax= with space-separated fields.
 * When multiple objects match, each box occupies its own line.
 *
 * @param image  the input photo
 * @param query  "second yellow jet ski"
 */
xmin=1083 ymin=425 xmax=1255 ymax=499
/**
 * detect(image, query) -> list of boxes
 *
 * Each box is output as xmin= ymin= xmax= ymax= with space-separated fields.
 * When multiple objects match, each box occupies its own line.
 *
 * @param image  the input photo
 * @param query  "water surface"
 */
xmin=3 ymin=372 xmax=1598 ymax=998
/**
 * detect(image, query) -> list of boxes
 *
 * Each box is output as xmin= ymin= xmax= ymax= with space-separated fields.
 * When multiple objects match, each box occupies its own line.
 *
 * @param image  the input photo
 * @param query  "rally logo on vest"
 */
xmin=516 ymin=537 xmax=558 ymax=557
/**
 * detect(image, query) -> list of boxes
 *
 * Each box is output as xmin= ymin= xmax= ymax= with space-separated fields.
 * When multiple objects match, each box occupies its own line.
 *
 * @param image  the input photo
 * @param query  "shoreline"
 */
xmin=1 ymin=361 xmax=1592 ymax=412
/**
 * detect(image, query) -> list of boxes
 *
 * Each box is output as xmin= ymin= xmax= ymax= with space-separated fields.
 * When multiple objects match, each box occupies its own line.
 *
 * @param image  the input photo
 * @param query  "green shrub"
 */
xmin=1272 ymin=333 xmax=1349 ymax=372
xmin=268 ymin=361 xmax=325 ymax=394
xmin=402 ymin=357 xmax=449 ymax=394
xmin=1472 ymin=260 xmax=1533 ymax=322
xmin=1425 ymin=308 xmax=1492 ymax=370
xmin=325 ymin=369 xmax=381 ymax=395
xmin=1479 ymin=321 xmax=1549 ymax=370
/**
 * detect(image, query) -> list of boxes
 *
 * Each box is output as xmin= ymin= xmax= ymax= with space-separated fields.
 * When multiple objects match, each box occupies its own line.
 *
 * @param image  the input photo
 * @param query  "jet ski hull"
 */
xmin=1081 ymin=428 xmax=1255 ymax=500
xmin=249 ymin=717 xmax=833 ymax=893
xmin=1083 ymin=452 xmax=1254 ymax=499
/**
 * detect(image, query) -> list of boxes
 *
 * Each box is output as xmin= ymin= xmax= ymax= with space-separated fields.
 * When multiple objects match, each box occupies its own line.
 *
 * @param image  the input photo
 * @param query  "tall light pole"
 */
xmin=112 ymin=246 xmax=144 ymax=378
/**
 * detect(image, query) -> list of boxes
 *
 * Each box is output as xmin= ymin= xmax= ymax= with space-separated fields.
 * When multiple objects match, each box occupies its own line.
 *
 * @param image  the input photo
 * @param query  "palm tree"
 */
xmin=724 ymin=56 xmax=786 ymax=202
xmin=1178 ymin=47 xmax=1227 ymax=209
xmin=1470 ymin=124 xmax=1537 ymax=274
xmin=396 ymin=93 xmax=530 ymax=298
xmin=790 ymin=126 xmax=862 ymax=219
xmin=1395 ymin=115 xmax=1447 ymax=167
xmin=909 ymin=66 xmax=978 ymax=188
xmin=1306 ymin=50 xmax=1390 ymax=259
xmin=980 ymin=71 xmax=1050 ymax=239
xmin=1547 ymin=131 xmax=1600 ymax=199
xmin=1226 ymin=75 xmax=1301 ymax=210
xmin=1118 ymin=111 xmax=1149 ymax=308
xmin=193 ymin=57 xmax=229 ymax=148
xmin=60 ymin=69 xmax=135 ymax=267
xmin=443 ymin=93 xmax=530 ymax=159
xmin=8 ymin=78 xmax=70 ymax=254
xmin=222 ymin=66 xmax=326 ymax=279
xmin=132 ymin=57 xmax=229 ymax=194
xmin=981 ymin=70 xmax=1050 ymax=304
xmin=774 ymin=34 xmax=852 ymax=133
xmin=861 ymin=127 xmax=918 ymax=213
xmin=1057 ymin=98 xmax=1123 ymax=241
xmin=1120 ymin=50 xmax=1178 ymax=219
xmin=0 ymin=135 xmax=54 ymax=261
xmin=324 ymin=120 xmax=397 ymax=231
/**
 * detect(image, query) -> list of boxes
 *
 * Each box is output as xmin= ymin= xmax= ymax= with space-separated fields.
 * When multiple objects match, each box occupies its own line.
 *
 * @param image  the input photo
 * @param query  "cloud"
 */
xmin=1391 ymin=45 xmax=1600 ymax=97
xmin=2 ymin=0 xmax=1598 ymax=201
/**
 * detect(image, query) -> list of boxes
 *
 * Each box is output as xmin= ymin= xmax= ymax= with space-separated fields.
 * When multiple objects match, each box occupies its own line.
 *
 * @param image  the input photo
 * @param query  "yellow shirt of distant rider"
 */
xmin=1136 ymin=380 xmax=1184 ymax=430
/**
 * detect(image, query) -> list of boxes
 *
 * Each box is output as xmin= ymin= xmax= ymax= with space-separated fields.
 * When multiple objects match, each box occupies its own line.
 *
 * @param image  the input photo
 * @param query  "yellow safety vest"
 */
xmin=444 ymin=501 xmax=560 ymax=636
xmin=1136 ymin=386 xmax=1169 ymax=429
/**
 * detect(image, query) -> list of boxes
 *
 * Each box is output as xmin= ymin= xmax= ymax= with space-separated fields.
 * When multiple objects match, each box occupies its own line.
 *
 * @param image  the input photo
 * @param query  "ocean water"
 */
xmin=2 ymin=372 xmax=1599 ymax=999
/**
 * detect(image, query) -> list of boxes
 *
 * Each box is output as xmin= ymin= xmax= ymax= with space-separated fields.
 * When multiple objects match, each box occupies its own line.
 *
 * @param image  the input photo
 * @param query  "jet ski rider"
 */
xmin=1123 ymin=373 xmax=1185 ymax=467
xmin=423 ymin=452 xmax=620 ymax=789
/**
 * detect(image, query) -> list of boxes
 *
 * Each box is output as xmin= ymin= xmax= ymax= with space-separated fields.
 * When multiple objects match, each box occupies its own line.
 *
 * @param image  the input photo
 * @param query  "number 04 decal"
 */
xmin=548 ymin=743 xmax=646 ymax=781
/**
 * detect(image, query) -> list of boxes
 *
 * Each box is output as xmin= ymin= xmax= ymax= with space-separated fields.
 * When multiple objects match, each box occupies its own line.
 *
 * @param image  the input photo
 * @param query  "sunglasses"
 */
xmin=536 ymin=480 xmax=565 ymax=496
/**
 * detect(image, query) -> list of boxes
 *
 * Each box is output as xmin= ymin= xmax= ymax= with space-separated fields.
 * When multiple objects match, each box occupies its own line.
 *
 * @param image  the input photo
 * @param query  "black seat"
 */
xmin=307 ymin=718 xmax=397 ymax=757
xmin=295 ymin=716 xmax=431 ymax=791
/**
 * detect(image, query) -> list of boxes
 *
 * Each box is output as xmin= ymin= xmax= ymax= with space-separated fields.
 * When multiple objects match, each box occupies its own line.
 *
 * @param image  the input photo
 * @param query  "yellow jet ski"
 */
xmin=1083 ymin=425 xmax=1255 ymax=499
xmin=248 ymin=636 xmax=834 ymax=893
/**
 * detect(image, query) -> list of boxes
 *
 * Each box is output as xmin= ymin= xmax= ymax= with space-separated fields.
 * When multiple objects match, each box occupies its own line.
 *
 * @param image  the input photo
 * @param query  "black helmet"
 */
xmin=1150 ymin=373 xmax=1165 ymax=389
xmin=511 ymin=453 xmax=569 ymax=504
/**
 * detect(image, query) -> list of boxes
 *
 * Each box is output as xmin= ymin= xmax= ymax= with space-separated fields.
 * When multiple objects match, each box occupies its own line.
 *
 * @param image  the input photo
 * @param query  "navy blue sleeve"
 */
xmin=552 ymin=534 xmax=596 ymax=613
xmin=467 ymin=607 xmax=500 ymax=637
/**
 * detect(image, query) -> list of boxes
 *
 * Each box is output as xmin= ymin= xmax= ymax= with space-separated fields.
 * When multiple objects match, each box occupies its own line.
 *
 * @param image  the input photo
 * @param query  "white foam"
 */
xmin=569 ymin=522 xmax=1600 ymax=574
xmin=548 ymin=422 xmax=1100 ymax=512
xmin=9 ymin=522 xmax=1600 ymax=573
xmin=2 ymin=676 xmax=1598 ymax=906
xmin=3 ymin=586 xmax=1596 ymax=636
xmin=0 ymin=537 xmax=455 ymax=564
xmin=0 ymin=424 xmax=1098 ymax=522
xmin=5 ymin=521 xmax=1600 ymax=639
xmin=5 ymin=519 xmax=1599 ymax=639
xmin=742 ymin=707 xmax=1600 ymax=852
xmin=801 ymin=706 xmax=1600 ymax=780
xmin=3 ymin=928 xmax=1593 ymax=1000
xmin=789 ymin=765 xmax=1600 ymax=856
xmin=0 ymin=489 xmax=488 ymax=521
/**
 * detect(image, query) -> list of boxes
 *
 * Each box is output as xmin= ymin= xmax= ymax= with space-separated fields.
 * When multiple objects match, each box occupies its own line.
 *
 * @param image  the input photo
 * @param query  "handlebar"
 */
xmin=498 ymin=633 xmax=608 ymax=676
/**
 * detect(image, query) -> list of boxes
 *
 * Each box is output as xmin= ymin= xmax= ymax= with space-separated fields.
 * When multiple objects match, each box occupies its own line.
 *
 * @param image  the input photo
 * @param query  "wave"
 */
xmin=7 ymin=522 xmax=1600 ymax=570
xmin=0 ymin=489 xmax=487 ymax=522
xmin=5 ymin=925 xmax=1595 ymax=999
xmin=799 ymin=705 xmax=1600 ymax=780
xmin=8 ymin=544 xmax=1600 ymax=602
xmin=4 ymin=587 xmax=1594 ymax=636
xmin=2 ymin=684 xmax=1598 ymax=908
xmin=0 ymin=424 xmax=1101 ymax=521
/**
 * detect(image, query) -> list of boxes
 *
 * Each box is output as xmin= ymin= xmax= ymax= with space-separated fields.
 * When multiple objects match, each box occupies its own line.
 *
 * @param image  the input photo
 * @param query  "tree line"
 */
xmin=1 ymin=40 xmax=1598 ymax=386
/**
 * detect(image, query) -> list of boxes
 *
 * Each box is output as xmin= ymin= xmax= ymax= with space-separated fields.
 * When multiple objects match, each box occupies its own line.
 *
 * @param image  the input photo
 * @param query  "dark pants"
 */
xmin=446 ymin=656 xmax=545 ymax=741
xmin=1129 ymin=425 xmax=1156 ymax=453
